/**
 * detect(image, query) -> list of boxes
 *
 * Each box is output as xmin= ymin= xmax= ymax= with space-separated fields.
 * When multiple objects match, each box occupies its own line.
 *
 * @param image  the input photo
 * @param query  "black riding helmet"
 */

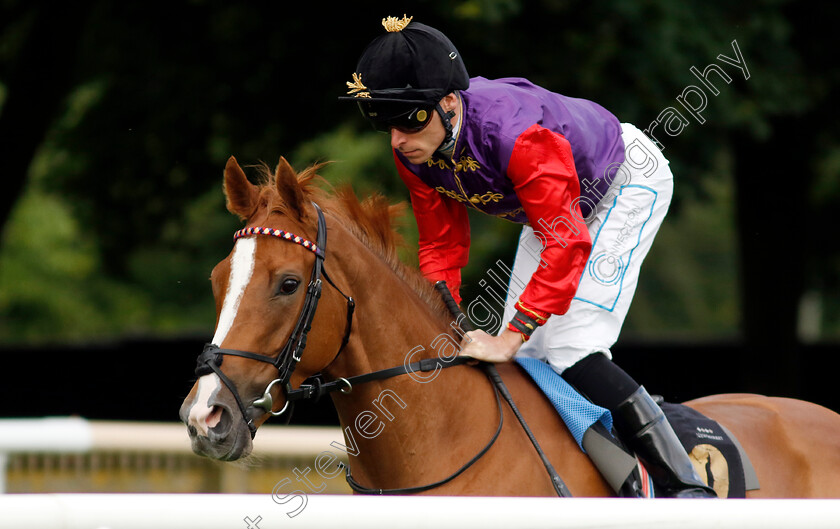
xmin=339 ymin=15 xmax=469 ymax=140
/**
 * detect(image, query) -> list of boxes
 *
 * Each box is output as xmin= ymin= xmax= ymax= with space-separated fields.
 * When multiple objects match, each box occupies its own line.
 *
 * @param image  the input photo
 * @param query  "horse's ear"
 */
xmin=224 ymin=156 xmax=259 ymax=219
xmin=274 ymin=156 xmax=307 ymax=219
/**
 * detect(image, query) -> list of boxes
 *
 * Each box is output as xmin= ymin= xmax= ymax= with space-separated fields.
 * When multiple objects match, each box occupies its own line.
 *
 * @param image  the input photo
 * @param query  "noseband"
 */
xmin=194 ymin=203 xmax=354 ymax=438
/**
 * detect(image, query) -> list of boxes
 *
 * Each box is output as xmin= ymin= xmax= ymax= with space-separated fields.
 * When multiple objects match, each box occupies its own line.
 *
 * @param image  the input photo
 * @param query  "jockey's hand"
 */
xmin=459 ymin=328 xmax=523 ymax=363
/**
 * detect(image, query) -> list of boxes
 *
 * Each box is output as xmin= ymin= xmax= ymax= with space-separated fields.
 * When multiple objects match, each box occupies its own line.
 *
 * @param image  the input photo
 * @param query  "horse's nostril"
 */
xmin=206 ymin=405 xmax=223 ymax=429
xmin=187 ymin=425 xmax=197 ymax=437
xmin=208 ymin=404 xmax=233 ymax=441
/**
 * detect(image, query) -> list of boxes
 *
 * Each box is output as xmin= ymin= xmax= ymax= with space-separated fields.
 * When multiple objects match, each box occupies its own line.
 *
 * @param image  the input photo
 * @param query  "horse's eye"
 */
xmin=277 ymin=277 xmax=300 ymax=295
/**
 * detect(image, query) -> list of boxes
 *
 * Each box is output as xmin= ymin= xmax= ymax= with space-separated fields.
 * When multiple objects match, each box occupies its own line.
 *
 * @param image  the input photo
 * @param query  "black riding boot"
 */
xmin=614 ymin=386 xmax=717 ymax=498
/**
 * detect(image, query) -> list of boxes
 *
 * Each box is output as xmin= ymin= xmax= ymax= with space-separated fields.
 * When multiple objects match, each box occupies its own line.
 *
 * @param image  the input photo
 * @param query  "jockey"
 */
xmin=339 ymin=15 xmax=715 ymax=498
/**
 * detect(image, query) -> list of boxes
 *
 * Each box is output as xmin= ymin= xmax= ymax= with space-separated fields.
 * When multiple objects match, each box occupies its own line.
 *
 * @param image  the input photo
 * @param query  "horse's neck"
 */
xmin=323 ymin=230 xmax=497 ymax=487
xmin=324 ymin=226 xmax=456 ymax=377
xmin=326 ymin=233 xmax=460 ymax=378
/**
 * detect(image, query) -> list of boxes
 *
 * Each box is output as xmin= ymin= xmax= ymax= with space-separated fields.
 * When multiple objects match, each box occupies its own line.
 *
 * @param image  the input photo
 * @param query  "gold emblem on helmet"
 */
xmin=416 ymin=109 xmax=428 ymax=122
xmin=346 ymin=72 xmax=370 ymax=98
xmin=382 ymin=14 xmax=413 ymax=33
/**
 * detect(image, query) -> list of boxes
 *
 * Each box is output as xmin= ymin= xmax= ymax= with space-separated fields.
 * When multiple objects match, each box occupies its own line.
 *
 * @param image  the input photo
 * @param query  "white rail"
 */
xmin=0 ymin=417 xmax=345 ymax=493
xmin=1 ymin=495 xmax=839 ymax=529
xmin=0 ymin=417 xmax=343 ymax=456
xmin=3 ymin=419 xmax=839 ymax=529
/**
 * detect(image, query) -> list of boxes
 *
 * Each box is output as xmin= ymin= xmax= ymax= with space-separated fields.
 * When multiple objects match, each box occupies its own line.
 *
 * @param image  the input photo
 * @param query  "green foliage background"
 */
xmin=1 ymin=0 xmax=838 ymax=347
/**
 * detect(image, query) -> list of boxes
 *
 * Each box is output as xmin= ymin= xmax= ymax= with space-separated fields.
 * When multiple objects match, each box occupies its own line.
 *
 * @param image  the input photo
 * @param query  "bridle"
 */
xmin=191 ymin=202 xmax=570 ymax=497
xmin=192 ymin=202 xmax=471 ymax=442
xmin=194 ymin=203 xmax=354 ymax=438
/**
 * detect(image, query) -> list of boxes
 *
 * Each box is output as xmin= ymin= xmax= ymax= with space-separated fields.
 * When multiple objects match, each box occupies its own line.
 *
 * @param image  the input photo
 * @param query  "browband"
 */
xmin=233 ymin=226 xmax=324 ymax=258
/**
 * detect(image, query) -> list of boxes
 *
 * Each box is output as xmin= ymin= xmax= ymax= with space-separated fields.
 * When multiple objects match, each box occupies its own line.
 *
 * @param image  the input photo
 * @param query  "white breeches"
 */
xmin=501 ymin=123 xmax=674 ymax=374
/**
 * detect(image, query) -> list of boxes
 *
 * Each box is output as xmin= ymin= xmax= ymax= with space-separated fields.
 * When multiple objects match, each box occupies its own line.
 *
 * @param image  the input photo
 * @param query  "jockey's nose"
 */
xmin=390 ymin=128 xmax=408 ymax=150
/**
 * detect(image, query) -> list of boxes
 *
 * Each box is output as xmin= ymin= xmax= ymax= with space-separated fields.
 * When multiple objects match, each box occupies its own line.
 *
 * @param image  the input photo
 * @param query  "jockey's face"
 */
xmin=390 ymin=93 xmax=459 ymax=164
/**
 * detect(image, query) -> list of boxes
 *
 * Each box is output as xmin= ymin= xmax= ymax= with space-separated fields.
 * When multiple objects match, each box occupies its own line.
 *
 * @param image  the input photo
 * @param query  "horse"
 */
xmin=179 ymin=156 xmax=840 ymax=498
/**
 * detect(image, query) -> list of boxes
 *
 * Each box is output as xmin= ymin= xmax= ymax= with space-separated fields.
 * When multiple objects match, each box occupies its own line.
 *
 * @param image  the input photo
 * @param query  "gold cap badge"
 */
xmin=346 ymin=72 xmax=370 ymax=98
xmin=382 ymin=14 xmax=412 ymax=32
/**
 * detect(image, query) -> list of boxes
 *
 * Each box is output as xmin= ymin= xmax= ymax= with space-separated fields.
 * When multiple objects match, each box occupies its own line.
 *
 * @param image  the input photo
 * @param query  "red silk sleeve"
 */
xmin=394 ymin=152 xmax=470 ymax=303
xmin=507 ymin=125 xmax=592 ymax=316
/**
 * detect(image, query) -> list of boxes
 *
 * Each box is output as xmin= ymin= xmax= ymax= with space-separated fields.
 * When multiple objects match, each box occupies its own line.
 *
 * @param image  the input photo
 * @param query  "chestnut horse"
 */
xmin=179 ymin=156 xmax=840 ymax=498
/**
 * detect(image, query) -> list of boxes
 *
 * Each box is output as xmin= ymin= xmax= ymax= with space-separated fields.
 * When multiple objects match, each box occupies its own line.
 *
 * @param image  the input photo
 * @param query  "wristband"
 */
xmin=514 ymin=301 xmax=549 ymax=325
xmin=508 ymin=310 xmax=539 ymax=337
xmin=507 ymin=301 xmax=550 ymax=342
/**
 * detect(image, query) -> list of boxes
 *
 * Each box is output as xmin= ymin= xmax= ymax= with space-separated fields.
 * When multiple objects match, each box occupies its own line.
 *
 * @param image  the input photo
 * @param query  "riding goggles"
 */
xmin=357 ymin=101 xmax=435 ymax=133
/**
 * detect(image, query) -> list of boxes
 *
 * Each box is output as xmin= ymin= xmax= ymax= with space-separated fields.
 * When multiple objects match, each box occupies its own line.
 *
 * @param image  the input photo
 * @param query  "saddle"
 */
xmin=516 ymin=357 xmax=759 ymax=498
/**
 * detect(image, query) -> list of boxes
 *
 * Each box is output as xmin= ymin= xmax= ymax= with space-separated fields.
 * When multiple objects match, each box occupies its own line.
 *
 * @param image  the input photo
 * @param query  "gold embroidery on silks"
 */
xmin=434 ymin=187 xmax=504 ymax=205
xmin=346 ymin=73 xmax=370 ymax=98
xmin=473 ymin=191 xmax=504 ymax=205
xmin=425 ymin=155 xmax=481 ymax=173
xmin=434 ymin=187 xmax=464 ymax=201
xmin=454 ymin=155 xmax=481 ymax=172
xmin=496 ymin=207 xmax=525 ymax=219
xmin=382 ymin=15 xmax=413 ymax=32
xmin=424 ymin=149 xmax=492 ymax=208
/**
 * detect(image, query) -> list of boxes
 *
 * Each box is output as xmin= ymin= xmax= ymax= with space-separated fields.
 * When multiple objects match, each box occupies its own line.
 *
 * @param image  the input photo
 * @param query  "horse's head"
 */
xmin=179 ymin=156 xmax=354 ymax=460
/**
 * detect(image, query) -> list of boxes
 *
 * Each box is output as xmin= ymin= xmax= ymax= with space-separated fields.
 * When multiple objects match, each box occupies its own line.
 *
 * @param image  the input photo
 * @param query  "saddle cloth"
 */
xmin=660 ymin=401 xmax=758 ymax=498
xmin=515 ymin=357 xmax=613 ymax=450
xmin=517 ymin=357 xmax=759 ymax=498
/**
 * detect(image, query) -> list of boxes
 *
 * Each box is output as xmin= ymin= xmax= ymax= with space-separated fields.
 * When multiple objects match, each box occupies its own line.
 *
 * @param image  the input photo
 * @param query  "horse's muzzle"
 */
xmin=179 ymin=397 xmax=254 ymax=461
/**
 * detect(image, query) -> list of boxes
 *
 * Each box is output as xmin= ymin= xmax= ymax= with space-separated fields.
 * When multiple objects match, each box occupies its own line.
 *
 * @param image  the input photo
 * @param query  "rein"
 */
xmin=344 ymin=373 xmax=505 ymax=495
xmin=434 ymin=282 xmax=572 ymax=498
xmin=336 ymin=283 xmax=570 ymax=497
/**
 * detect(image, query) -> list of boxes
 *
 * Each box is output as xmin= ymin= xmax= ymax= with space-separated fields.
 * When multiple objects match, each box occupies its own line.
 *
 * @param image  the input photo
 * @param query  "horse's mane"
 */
xmin=253 ymin=162 xmax=450 ymax=319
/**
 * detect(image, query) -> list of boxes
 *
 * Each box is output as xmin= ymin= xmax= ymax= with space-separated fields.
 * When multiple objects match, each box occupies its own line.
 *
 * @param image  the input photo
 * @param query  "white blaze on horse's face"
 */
xmin=187 ymin=237 xmax=257 ymax=436
xmin=213 ymin=237 xmax=257 ymax=345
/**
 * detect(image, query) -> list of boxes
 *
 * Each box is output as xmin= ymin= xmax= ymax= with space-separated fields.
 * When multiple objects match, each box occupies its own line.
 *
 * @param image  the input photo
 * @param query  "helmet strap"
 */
xmin=435 ymin=102 xmax=457 ymax=152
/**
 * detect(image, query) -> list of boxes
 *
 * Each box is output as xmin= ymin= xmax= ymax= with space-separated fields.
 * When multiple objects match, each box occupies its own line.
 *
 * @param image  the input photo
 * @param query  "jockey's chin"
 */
xmin=399 ymin=147 xmax=435 ymax=164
